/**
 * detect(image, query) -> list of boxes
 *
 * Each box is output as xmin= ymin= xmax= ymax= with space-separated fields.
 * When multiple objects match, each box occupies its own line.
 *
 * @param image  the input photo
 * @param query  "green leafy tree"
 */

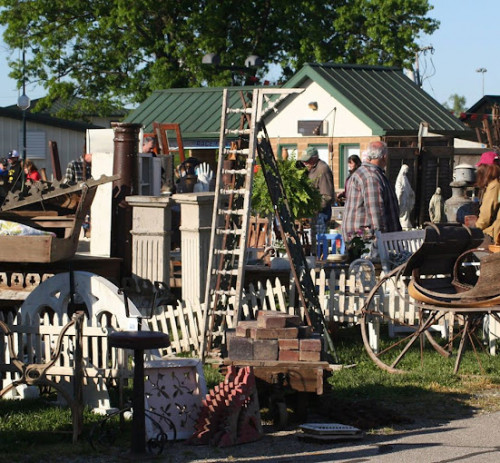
xmin=251 ymin=159 xmax=322 ymax=220
xmin=443 ymin=94 xmax=467 ymax=117
xmin=0 ymin=0 xmax=438 ymax=118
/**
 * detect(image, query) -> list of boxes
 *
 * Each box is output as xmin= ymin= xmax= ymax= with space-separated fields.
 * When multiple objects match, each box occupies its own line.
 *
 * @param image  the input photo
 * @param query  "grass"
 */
xmin=2 ymin=325 xmax=500 ymax=460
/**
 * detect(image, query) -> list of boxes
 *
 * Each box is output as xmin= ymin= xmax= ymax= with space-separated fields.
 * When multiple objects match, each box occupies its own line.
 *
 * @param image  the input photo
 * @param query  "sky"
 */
xmin=0 ymin=0 xmax=497 ymax=110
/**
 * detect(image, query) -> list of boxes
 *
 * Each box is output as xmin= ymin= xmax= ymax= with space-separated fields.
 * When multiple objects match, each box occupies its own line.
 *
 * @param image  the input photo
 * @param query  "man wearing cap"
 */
xmin=5 ymin=150 xmax=23 ymax=193
xmin=298 ymin=147 xmax=335 ymax=236
xmin=475 ymin=151 xmax=500 ymax=242
xmin=342 ymin=141 xmax=401 ymax=250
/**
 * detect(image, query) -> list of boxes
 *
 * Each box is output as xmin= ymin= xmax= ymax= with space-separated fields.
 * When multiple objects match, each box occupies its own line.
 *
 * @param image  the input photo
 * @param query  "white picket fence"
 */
xmin=149 ymin=267 xmax=408 ymax=356
xmin=148 ymin=266 xmax=500 ymax=357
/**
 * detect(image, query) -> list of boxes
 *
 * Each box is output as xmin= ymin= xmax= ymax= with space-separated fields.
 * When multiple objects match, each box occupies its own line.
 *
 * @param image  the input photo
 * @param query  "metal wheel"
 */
xmin=360 ymin=265 xmax=451 ymax=374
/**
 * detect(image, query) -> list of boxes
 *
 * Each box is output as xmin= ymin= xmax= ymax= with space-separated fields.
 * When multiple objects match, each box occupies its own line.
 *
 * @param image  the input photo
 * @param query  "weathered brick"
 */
xmin=298 ymin=325 xmax=313 ymax=338
xmin=279 ymin=350 xmax=300 ymax=362
xmin=256 ymin=310 xmax=302 ymax=329
xmin=300 ymin=338 xmax=322 ymax=352
xmin=235 ymin=321 xmax=258 ymax=337
xmin=252 ymin=327 xmax=299 ymax=340
xmin=278 ymin=338 xmax=299 ymax=350
xmin=253 ymin=339 xmax=279 ymax=360
xmin=299 ymin=350 xmax=321 ymax=362
xmin=227 ymin=336 xmax=254 ymax=360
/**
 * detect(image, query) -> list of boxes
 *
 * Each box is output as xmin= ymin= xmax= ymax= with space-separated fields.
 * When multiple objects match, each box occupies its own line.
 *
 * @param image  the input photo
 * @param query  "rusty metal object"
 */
xmin=111 ymin=122 xmax=141 ymax=278
xmin=0 ymin=311 xmax=85 ymax=442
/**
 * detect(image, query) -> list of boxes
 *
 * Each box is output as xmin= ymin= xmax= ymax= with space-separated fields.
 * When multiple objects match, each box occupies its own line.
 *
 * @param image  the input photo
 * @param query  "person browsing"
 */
xmin=342 ymin=140 xmax=401 ymax=243
xmin=298 ymin=147 xmax=335 ymax=235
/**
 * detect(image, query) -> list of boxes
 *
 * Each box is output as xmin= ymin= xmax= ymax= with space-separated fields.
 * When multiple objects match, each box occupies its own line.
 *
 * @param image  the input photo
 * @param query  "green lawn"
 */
xmin=2 ymin=324 xmax=500 ymax=461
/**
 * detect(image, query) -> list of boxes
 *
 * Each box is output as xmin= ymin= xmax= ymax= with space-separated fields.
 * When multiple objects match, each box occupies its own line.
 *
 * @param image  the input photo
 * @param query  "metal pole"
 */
xmin=21 ymin=48 xmax=27 ymax=190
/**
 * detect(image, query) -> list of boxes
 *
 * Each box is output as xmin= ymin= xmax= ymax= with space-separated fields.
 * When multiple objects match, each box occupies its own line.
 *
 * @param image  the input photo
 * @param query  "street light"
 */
xmin=476 ymin=67 xmax=487 ymax=97
xmin=202 ymin=53 xmax=263 ymax=85
xmin=17 ymin=47 xmax=30 ymax=189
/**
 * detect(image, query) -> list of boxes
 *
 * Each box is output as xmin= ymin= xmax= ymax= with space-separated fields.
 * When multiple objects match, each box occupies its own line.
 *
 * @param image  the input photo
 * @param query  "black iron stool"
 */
xmin=108 ymin=331 xmax=170 ymax=454
xmin=108 ymin=280 xmax=170 ymax=454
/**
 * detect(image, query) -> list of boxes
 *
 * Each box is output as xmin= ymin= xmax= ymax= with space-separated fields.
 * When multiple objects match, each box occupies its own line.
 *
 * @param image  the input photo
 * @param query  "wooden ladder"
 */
xmin=200 ymin=88 xmax=259 ymax=358
xmin=200 ymin=87 xmax=335 ymax=361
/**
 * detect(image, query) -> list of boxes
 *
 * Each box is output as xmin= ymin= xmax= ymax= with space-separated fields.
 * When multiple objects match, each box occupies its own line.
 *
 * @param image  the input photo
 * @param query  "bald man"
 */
xmin=342 ymin=140 xmax=401 ymax=241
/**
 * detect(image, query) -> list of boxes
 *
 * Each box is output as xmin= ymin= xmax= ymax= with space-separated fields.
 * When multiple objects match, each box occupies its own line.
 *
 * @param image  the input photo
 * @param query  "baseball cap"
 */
xmin=299 ymin=147 xmax=318 ymax=162
xmin=476 ymin=151 xmax=499 ymax=167
xmin=8 ymin=150 xmax=19 ymax=159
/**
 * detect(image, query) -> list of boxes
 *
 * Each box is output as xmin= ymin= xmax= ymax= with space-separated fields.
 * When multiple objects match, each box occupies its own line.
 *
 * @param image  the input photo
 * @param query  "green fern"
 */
xmin=251 ymin=159 xmax=322 ymax=220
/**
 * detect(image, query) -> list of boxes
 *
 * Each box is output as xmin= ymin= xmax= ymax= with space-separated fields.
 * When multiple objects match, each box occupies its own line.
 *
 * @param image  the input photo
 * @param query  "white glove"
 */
xmin=194 ymin=162 xmax=213 ymax=192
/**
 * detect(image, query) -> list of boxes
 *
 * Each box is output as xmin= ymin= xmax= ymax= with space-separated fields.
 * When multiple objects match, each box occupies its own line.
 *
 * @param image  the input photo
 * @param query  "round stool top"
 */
xmin=108 ymin=330 xmax=170 ymax=350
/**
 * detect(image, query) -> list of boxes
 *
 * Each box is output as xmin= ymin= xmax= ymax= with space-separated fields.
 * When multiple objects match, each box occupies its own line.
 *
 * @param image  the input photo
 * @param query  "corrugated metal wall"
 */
xmin=0 ymin=117 xmax=86 ymax=180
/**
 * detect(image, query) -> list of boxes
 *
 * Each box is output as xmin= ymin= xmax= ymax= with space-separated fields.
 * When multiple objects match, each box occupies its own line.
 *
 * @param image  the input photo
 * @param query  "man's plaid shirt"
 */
xmin=342 ymin=162 xmax=401 ymax=240
xmin=64 ymin=157 xmax=91 ymax=184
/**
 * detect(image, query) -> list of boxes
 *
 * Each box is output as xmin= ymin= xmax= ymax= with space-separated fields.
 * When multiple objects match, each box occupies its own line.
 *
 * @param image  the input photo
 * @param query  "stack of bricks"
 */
xmin=227 ymin=310 xmax=323 ymax=362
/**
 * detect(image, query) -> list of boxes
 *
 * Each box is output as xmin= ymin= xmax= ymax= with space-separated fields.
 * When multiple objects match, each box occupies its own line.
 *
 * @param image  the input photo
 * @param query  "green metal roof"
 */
xmin=285 ymin=63 xmax=471 ymax=137
xmin=124 ymin=86 xmax=273 ymax=139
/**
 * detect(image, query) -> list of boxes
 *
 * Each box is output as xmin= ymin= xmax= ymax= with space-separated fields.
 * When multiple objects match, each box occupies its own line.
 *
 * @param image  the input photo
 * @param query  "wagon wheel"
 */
xmin=360 ymin=265 xmax=451 ymax=374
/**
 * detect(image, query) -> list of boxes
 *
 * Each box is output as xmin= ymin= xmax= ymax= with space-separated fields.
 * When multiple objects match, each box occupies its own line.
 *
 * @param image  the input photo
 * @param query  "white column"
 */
xmin=126 ymin=195 xmax=173 ymax=284
xmin=173 ymin=192 xmax=215 ymax=305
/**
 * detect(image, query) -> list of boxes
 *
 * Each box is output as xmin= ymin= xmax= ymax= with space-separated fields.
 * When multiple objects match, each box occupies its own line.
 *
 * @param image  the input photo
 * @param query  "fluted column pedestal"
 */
xmin=127 ymin=194 xmax=173 ymax=285
xmin=173 ymin=192 xmax=215 ymax=305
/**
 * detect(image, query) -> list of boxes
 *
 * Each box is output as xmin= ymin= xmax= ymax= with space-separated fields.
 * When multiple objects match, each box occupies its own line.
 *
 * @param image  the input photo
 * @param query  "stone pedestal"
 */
xmin=127 ymin=195 xmax=173 ymax=284
xmin=173 ymin=192 xmax=215 ymax=305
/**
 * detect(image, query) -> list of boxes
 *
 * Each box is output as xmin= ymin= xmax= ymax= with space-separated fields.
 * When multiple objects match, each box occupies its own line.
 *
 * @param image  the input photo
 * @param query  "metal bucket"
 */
xmin=453 ymin=164 xmax=476 ymax=183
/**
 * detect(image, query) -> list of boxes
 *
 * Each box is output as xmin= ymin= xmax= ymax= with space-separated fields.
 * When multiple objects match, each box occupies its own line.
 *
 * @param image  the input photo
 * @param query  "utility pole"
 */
xmin=476 ymin=68 xmax=487 ymax=96
xmin=414 ymin=46 xmax=434 ymax=87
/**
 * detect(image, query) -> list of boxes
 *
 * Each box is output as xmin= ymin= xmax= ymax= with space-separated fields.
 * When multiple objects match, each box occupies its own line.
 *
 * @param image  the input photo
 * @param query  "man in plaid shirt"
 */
xmin=63 ymin=153 xmax=92 ymax=184
xmin=342 ymin=141 xmax=401 ymax=243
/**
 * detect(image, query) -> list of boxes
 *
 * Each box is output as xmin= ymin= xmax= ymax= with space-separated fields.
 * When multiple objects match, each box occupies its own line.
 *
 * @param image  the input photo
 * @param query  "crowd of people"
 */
xmin=0 ymin=150 xmax=43 ymax=202
xmin=298 ymin=140 xmax=500 ymax=262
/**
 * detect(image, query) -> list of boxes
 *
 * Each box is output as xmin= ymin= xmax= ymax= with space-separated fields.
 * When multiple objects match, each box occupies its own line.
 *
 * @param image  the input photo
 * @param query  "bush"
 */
xmin=251 ymin=159 xmax=322 ymax=220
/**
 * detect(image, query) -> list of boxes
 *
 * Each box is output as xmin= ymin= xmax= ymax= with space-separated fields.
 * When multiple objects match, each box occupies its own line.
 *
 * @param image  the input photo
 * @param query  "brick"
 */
xmin=235 ymin=321 xmax=258 ymax=337
xmin=300 ymin=338 xmax=322 ymax=352
xmin=279 ymin=350 xmax=300 ymax=362
xmin=298 ymin=325 xmax=313 ymax=338
xmin=252 ymin=327 xmax=299 ymax=340
xmin=227 ymin=336 xmax=254 ymax=360
xmin=253 ymin=339 xmax=279 ymax=360
xmin=278 ymin=338 xmax=299 ymax=350
xmin=256 ymin=310 xmax=302 ymax=329
xmin=299 ymin=350 xmax=321 ymax=362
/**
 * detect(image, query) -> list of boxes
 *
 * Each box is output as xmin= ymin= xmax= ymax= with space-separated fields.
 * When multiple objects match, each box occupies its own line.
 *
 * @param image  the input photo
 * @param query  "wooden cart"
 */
xmin=223 ymin=358 xmax=331 ymax=426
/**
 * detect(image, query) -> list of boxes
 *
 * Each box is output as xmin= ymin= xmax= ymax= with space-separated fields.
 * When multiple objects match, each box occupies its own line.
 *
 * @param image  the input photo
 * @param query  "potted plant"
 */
xmin=251 ymin=158 xmax=322 ymax=266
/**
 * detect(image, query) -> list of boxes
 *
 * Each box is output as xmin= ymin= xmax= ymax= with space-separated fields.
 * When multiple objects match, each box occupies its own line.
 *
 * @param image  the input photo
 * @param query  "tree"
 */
xmin=443 ymin=94 xmax=467 ymax=117
xmin=0 ymin=0 xmax=438 ymax=118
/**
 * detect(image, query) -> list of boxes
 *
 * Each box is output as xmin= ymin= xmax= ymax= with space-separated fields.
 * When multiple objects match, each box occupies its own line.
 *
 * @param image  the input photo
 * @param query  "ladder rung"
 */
xmin=214 ymin=249 xmax=239 ymax=255
xmin=216 ymin=229 xmax=243 ymax=236
xmin=219 ymin=188 xmax=248 ymax=195
xmin=218 ymin=209 xmax=245 ymax=216
xmin=213 ymin=289 xmax=237 ymax=297
xmin=212 ymin=269 xmax=239 ymax=276
xmin=221 ymin=168 xmax=248 ymax=175
xmin=225 ymin=149 xmax=250 ymax=156
xmin=226 ymin=129 xmax=251 ymax=135
xmin=227 ymin=108 xmax=252 ymax=114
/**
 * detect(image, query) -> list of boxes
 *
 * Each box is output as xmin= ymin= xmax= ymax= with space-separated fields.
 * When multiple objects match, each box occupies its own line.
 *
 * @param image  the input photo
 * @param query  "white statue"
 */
xmin=429 ymin=187 xmax=446 ymax=223
xmin=395 ymin=164 xmax=415 ymax=230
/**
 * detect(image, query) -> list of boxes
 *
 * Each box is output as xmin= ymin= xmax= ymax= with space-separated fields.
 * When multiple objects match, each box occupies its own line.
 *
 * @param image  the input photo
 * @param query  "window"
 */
xmin=277 ymin=144 xmax=297 ymax=160
xmin=308 ymin=144 xmax=329 ymax=166
xmin=339 ymin=144 xmax=360 ymax=188
xmin=18 ymin=131 xmax=46 ymax=160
